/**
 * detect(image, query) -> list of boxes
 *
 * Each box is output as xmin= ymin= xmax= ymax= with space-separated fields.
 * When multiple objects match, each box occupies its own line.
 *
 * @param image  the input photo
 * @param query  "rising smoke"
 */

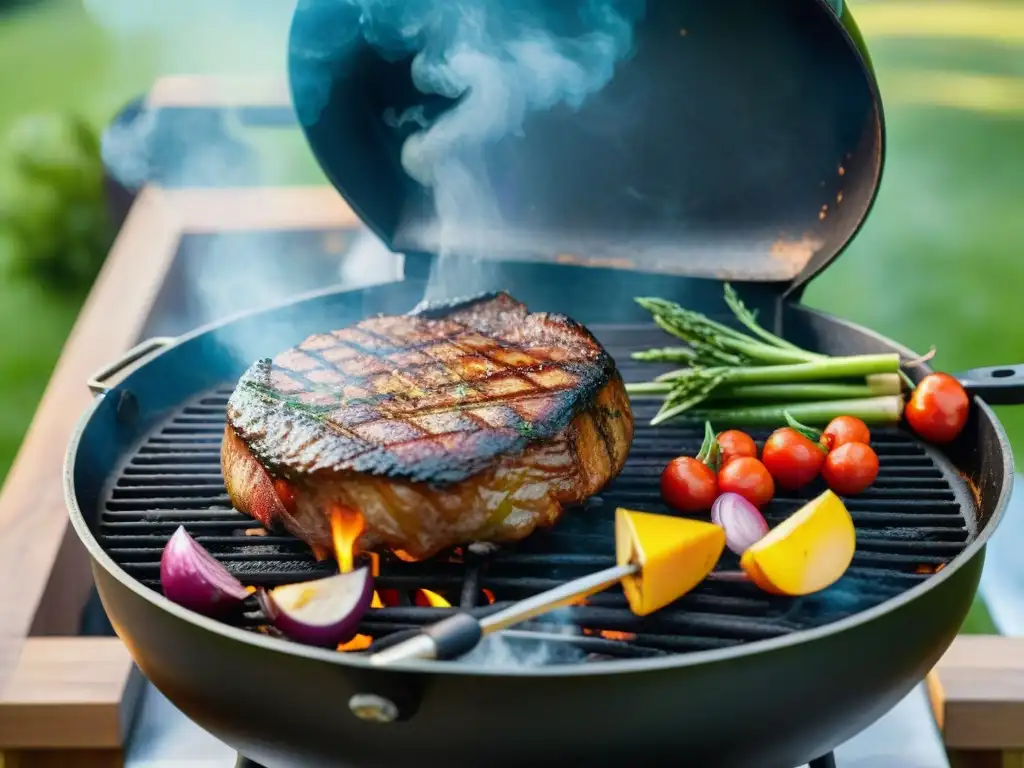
xmin=294 ymin=0 xmax=644 ymax=300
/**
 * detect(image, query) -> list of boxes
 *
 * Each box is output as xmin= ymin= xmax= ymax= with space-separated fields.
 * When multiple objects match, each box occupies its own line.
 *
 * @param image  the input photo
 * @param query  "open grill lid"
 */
xmin=287 ymin=0 xmax=883 ymax=293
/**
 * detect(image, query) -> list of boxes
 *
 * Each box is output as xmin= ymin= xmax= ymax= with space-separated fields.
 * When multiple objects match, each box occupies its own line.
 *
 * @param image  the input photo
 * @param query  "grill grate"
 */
xmin=97 ymin=332 xmax=973 ymax=662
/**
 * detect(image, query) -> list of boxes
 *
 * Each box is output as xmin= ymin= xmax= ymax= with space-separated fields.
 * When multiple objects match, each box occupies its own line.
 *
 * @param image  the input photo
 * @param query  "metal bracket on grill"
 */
xmin=956 ymin=363 xmax=1024 ymax=406
xmin=87 ymin=337 xmax=176 ymax=395
xmin=347 ymin=671 xmax=424 ymax=724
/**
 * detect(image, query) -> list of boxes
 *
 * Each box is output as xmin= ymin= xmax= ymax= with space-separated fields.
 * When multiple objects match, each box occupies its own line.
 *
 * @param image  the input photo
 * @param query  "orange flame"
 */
xmin=368 ymin=551 xmax=380 ymax=578
xmin=599 ymin=630 xmax=636 ymax=642
xmin=415 ymin=589 xmax=452 ymax=608
xmin=337 ymin=634 xmax=373 ymax=652
xmin=583 ymin=628 xmax=637 ymax=642
xmin=371 ymin=591 xmax=384 ymax=609
xmin=330 ymin=504 xmax=365 ymax=574
xmin=392 ymin=549 xmax=420 ymax=563
xmin=482 ymin=588 xmax=496 ymax=605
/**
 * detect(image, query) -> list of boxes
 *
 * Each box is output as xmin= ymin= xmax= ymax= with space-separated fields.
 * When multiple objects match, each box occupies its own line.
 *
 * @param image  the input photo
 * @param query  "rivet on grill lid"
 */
xmin=115 ymin=390 xmax=139 ymax=424
xmin=348 ymin=693 xmax=399 ymax=723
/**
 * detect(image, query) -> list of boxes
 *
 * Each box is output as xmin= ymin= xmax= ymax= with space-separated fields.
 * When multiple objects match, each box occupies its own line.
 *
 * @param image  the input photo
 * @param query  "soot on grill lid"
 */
xmin=287 ymin=0 xmax=883 ymax=291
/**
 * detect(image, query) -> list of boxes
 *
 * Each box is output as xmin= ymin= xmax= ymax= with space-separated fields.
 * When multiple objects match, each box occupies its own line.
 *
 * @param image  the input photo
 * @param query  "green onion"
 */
xmin=705 ymin=381 xmax=895 ymax=403
xmin=683 ymin=396 xmax=906 ymax=427
xmin=630 ymin=347 xmax=698 ymax=363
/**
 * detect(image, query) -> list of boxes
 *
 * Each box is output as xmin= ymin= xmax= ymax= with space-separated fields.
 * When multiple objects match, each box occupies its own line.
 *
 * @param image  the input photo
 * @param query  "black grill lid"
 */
xmin=287 ymin=0 xmax=883 ymax=291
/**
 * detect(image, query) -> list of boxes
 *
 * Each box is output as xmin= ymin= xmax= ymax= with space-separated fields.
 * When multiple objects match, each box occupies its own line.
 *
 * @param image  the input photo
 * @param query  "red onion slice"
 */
xmin=711 ymin=493 xmax=770 ymax=556
xmin=160 ymin=526 xmax=250 ymax=616
xmin=261 ymin=568 xmax=374 ymax=648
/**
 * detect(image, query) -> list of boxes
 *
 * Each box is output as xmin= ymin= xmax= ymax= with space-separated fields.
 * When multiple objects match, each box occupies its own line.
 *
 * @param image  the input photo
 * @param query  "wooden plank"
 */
xmin=929 ymin=635 xmax=1024 ymax=750
xmin=145 ymin=75 xmax=289 ymax=109
xmin=2 ymin=750 xmax=122 ymax=768
xmin=0 ymin=188 xmax=181 ymax=691
xmin=948 ymin=751 xmax=1024 ymax=768
xmin=0 ymin=638 xmax=139 ymax=750
xmin=158 ymin=186 xmax=360 ymax=232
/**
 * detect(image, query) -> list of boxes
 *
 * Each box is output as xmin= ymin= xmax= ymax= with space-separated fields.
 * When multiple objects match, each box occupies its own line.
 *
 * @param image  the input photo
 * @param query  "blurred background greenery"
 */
xmin=0 ymin=0 xmax=1018 ymax=635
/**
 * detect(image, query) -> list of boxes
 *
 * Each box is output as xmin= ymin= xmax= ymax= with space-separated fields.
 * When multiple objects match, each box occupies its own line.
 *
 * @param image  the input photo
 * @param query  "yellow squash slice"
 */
xmin=615 ymin=508 xmax=726 ymax=616
xmin=739 ymin=490 xmax=856 ymax=596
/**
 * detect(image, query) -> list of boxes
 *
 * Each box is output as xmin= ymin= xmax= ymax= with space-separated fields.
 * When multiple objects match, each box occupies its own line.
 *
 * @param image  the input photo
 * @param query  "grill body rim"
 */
xmin=63 ymin=280 xmax=1013 ymax=678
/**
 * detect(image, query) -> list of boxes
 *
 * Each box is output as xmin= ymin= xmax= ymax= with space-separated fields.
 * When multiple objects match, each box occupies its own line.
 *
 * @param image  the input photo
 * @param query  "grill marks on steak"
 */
xmin=222 ymin=292 xmax=633 ymax=560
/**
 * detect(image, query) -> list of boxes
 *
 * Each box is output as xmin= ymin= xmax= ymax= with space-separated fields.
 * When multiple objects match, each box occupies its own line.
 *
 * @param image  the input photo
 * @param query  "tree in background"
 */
xmin=0 ymin=113 xmax=114 ymax=296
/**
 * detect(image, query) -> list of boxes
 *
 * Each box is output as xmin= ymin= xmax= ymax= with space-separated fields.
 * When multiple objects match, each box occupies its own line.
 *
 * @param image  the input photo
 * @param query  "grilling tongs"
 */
xmin=369 ymin=508 xmax=727 ymax=665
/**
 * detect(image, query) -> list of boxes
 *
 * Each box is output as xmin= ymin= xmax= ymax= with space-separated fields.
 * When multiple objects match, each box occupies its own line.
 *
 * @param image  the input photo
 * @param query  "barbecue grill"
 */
xmin=65 ymin=1 xmax=1024 ymax=767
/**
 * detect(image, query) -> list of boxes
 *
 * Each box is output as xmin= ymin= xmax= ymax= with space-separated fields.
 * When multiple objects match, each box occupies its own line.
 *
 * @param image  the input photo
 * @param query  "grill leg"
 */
xmin=809 ymin=753 xmax=837 ymax=768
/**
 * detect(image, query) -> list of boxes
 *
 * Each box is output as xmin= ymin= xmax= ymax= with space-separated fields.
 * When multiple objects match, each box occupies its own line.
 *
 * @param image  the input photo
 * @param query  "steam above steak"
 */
xmin=221 ymin=292 xmax=633 ymax=561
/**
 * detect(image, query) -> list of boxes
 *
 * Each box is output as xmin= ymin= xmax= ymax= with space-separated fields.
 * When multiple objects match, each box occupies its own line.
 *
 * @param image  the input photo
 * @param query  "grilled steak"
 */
xmin=221 ymin=292 xmax=633 ymax=561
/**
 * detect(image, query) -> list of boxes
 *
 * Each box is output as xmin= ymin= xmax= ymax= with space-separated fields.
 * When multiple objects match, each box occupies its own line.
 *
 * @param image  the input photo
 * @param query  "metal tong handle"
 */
xmin=369 ymin=563 xmax=639 ymax=666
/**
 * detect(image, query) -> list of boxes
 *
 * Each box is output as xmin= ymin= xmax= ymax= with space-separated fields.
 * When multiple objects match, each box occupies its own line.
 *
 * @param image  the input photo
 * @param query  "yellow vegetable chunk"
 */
xmin=615 ymin=508 xmax=726 ymax=616
xmin=739 ymin=490 xmax=856 ymax=596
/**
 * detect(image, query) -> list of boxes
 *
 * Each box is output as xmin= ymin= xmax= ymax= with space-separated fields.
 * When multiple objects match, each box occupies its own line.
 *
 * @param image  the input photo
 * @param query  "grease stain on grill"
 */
xmin=97 ymin=344 xmax=975 ymax=664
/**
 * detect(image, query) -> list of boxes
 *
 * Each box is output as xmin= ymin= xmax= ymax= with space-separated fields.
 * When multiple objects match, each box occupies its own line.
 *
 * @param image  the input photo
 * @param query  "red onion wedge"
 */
xmin=160 ymin=526 xmax=250 ymax=616
xmin=711 ymin=493 xmax=770 ymax=556
xmin=260 ymin=567 xmax=374 ymax=648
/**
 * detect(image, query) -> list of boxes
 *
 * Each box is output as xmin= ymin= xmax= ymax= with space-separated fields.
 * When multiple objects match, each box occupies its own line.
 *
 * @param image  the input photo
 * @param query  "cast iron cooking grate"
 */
xmin=96 ymin=329 xmax=974 ymax=661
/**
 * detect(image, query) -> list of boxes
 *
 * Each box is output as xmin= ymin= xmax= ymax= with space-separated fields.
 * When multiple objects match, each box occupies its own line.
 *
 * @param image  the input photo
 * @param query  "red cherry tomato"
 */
xmin=718 ymin=457 xmax=775 ymax=508
xmin=661 ymin=456 xmax=719 ymax=513
xmin=717 ymin=430 xmax=758 ymax=466
xmin=822 ymin=442 xmax=879 ymax=496
xmin=905 ymin=373 xmax=970 ymax=444
xmin=761 ymin=427 xmax=826 ymax=490
xmin=822 ymin=416 xmax=871 ymax=451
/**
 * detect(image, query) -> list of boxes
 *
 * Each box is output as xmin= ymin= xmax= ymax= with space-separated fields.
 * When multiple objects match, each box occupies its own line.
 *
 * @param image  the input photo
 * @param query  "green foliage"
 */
xmin=0 ymin=113 xmax=114 ymax=296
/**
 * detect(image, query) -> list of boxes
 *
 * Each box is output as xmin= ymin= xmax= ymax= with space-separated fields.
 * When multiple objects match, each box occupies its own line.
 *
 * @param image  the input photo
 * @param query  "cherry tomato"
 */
xmin=822 ymin=442 xmax=879 ymax=495
xmin=717 ymin=429 xmax=758 ymax=466
xmin=718 ymin=456 xmax=775 ymax=508
xmin=761 ymin=427 xmax=826 ymax=490
xmin=661 ymin=456 xmax=719 ymax=512
xmin=905 ymin=373 xmax=970 ymax=444
xmin=822 ymin=416 xmax=871 ymax=451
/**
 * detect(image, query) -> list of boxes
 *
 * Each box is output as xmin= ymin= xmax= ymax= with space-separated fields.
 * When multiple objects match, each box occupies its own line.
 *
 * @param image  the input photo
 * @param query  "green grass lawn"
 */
xmin=0 ymin=0 xmax=1019 ymax=635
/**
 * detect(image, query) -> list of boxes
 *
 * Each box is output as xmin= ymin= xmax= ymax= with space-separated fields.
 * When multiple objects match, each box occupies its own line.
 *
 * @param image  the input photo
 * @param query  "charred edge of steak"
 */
xmin=225 ymin=293 xmax=625 ymax=486
xmin=409 ymin=290 xmax=516 ymax=319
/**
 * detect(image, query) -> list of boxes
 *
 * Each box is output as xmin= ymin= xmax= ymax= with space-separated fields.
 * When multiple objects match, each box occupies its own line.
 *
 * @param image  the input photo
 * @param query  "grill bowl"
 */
xmin=66 ymin=279 xmax=1011 ymax=768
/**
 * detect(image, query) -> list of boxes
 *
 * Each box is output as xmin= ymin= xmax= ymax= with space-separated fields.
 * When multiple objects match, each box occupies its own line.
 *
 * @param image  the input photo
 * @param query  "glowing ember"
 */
xmin=368 ymin=552 xmax=380 ymax=578
xmin=599 ymin=630 xmax=636 ymax=642
xmin=337 ymin=634 xmax=373 ymax=652
xmin=392 ymin=549 xmax=419 ymax=563
xmin=330 ymin=504 xmax=365 ymax=574
xmin=584 ymin=628 xmax=637 ymax=642
xmin=482 ymin=588 xmax=496 ymax=604
xmin=415 ymin=589 xmax=452 ymax=608
xmin=273 ymin=479 xmax=296 ymax=512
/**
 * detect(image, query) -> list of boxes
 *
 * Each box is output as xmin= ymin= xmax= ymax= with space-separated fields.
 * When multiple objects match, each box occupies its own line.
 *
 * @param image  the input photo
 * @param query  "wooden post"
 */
xmin=928 ymin=635 xmax=1024 ymax=766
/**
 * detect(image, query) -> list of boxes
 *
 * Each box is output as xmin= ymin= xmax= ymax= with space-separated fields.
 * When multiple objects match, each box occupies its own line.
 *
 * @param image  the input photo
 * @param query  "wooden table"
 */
xmin=0 ymin=75 xmax=1020 ymax=768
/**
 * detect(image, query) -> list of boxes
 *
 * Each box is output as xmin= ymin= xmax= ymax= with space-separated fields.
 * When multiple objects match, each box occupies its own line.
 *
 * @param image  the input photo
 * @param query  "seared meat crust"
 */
xmin=222 ymin=292 xmax=633 ymax=560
